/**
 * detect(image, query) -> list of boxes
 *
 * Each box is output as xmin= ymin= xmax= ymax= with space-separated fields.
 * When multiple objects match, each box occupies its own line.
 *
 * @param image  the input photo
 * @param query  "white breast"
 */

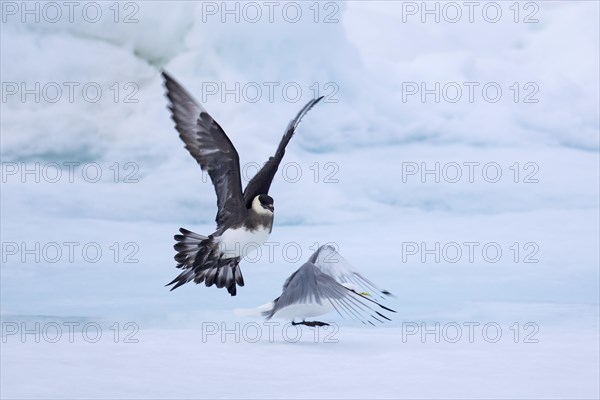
xmin=218 ymin=226 xmax=271 ymax=259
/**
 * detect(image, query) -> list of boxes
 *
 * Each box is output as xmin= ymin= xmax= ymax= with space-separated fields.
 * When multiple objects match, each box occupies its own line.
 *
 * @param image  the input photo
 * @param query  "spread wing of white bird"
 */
xmin=309 ymin=245 xmax=393 ymax=300
xmin=263 ymin=261 xmax=396 ymax=326
xmin=235 ymin=245 xmax=395 ymax=326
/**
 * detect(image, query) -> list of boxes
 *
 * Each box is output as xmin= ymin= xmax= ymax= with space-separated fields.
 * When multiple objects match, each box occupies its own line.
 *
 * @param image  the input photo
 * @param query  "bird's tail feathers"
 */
xmin=167 ymin=228 xmax=245 ymax=296
xmin=173 ymin=228 xmax=208 ymax=266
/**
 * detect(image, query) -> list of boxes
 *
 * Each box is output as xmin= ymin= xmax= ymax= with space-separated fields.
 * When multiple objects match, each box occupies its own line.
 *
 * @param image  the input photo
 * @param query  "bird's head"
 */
xmin=252 ymin=194 xmax=274 ymax=215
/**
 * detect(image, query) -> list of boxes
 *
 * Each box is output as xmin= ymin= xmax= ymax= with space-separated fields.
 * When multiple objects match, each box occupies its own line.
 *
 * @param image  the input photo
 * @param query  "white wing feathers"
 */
xmin=236 ymin=245 xmax=395 ymax=325
xmin=310 ymin=245 xmax=392 ymax=300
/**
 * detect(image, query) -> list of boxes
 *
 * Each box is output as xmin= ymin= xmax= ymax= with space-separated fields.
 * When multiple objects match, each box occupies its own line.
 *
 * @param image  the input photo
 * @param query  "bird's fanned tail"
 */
xmin=166 ymin=228 xmax=245 ymax=296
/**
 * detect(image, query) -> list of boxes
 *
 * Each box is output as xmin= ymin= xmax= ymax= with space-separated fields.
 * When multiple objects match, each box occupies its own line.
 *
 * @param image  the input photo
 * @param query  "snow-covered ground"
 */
xmin=1 ymin=1 xmax=598 ymax=398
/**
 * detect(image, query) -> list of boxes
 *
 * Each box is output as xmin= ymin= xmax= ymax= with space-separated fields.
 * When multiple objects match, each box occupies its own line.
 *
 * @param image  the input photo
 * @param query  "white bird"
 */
xmin=237 ymin=245 xmax=395 ymax=326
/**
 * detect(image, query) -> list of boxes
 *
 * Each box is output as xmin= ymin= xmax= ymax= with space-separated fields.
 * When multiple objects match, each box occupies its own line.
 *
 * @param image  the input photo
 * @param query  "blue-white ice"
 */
xmin=1 ymin=1 xmax=598 ymax=398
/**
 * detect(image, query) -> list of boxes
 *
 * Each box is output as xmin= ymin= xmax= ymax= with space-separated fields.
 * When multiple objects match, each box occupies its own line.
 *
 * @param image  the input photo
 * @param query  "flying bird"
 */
xmin=162 ymin=71 xmax=323 ymax=296
xmin=237 ymin=245 xmax=395 ymax=326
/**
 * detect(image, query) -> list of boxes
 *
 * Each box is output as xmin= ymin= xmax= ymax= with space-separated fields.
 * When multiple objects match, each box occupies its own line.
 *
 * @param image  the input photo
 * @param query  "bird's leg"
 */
xmin=292 ymin=321 xmax=330 ymax=327
xmin=305 ymin=321 xmax=330 ymax=327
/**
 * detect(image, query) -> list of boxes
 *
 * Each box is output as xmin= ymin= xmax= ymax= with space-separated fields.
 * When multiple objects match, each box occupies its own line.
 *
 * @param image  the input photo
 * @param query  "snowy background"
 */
xmin=1 ymin=1 xmax=599 ymax=398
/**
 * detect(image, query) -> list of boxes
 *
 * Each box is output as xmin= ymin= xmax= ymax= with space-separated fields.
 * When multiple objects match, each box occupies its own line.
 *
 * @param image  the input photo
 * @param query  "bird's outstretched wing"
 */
xmin=266 ymin=262 xmax=395 ymax=326
xmin=243 ymin=96 xmax=324 ymax=208
xmin=162 ymin=71 xmax=246 ymax=228
xmin=310 ymin=245 xmax=393 ymax=300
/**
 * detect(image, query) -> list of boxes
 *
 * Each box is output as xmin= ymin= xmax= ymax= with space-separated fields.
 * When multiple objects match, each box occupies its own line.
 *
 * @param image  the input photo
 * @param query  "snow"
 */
xmin=1 ymin=1 xmax=599 ymax=398
xmin=2 ymin=327 xmax=597 ymax=399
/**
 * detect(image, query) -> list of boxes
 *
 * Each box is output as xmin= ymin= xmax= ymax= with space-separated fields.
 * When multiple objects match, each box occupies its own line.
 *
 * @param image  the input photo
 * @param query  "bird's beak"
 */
xmin=266 ymin=204 xmax=274 ymax=212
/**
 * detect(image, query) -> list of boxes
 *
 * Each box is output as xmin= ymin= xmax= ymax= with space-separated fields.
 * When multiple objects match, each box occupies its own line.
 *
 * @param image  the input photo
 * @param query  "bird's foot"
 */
xmin=292 ymin=321 xmax=330 ymax=327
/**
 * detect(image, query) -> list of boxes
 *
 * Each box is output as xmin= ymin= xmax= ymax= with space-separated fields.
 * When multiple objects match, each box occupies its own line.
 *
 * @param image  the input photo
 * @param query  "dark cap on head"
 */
xmin=258 ymin=194 xmax=274 ymax=206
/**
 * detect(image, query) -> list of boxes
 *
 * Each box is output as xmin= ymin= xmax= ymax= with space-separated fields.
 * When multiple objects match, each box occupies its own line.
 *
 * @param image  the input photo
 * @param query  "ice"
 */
xmin=1 ymin=1 xmax=598 ymax=398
